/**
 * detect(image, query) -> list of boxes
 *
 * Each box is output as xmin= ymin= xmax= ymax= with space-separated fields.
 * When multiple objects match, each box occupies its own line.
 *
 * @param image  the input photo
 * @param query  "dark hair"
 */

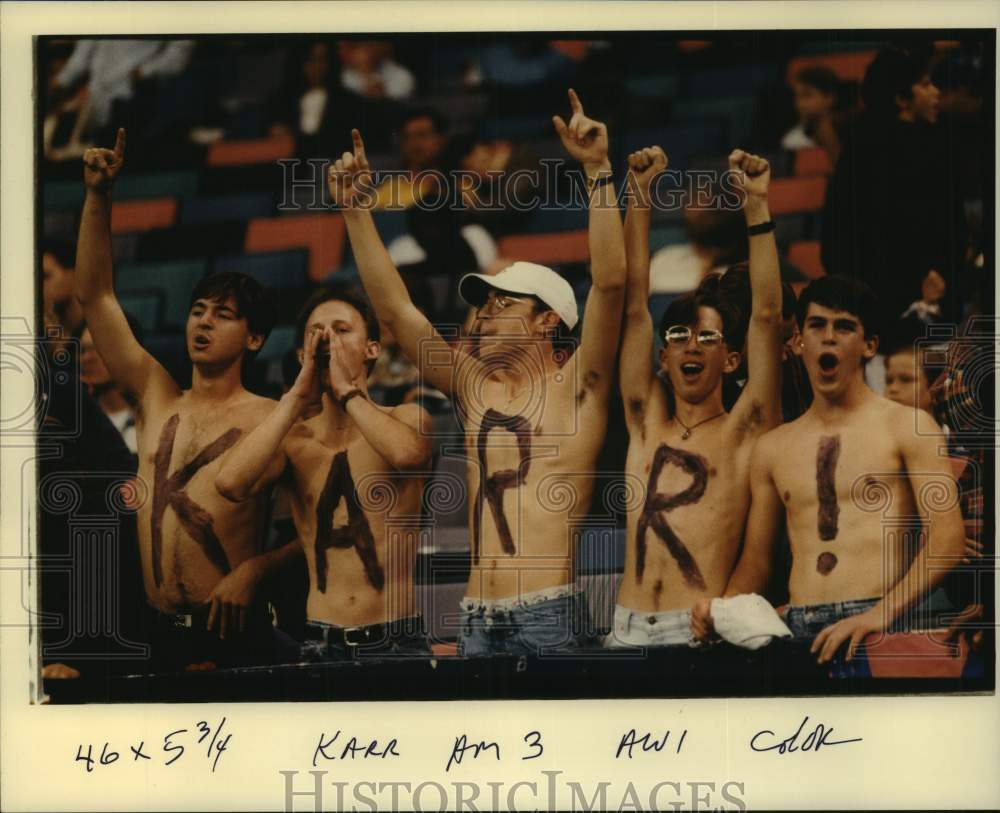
xmin=661 ymin=280 xmax=744 ymax=354
xmin=43 ymin=238 xmax=76 ymax=270
xmin=795 ymin=274 xmax=880 ymax=339
xmin=189 ymin=271 xmax=276 ymax=349
xmin=794 ymin=66 xmax=840 ymax=98
xmin=861 ymin=44 xmax=934 ymax=119
xmin=401 ymin=106 xmax=449 ymax=136
xmin=294 ymin=287 xmax=381 ymax=373
xmin=882 ymin=315 xmax=945 ymax=384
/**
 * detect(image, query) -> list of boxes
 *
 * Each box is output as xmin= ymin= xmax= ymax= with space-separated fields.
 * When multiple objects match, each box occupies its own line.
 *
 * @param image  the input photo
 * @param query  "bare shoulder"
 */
xmin=237 ymin=392 xmax=281 ymax=421
xmin=390 ymin=401 xmax=433 ymax=430
xmin=877 ymin=396 xmax=942 ymax=445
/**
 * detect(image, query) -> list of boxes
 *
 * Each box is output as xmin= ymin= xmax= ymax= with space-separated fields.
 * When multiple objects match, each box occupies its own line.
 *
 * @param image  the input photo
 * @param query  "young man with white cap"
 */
xmin=609 ymin=145 xmax=784 ymax=649
xmin=329 ymin=89 xmax=626 ymax=656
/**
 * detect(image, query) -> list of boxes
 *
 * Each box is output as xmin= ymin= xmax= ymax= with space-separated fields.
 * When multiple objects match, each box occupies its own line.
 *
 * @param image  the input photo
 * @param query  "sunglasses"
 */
xmin=663 ymin=325 xmax=725 ymax=347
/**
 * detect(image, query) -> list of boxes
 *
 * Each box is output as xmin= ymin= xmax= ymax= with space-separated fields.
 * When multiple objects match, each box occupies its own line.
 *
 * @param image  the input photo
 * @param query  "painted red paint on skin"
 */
xmin=472 ymin=408 xmax=532 ymax=563
xmin=151 ymin=414 xmax=242 ymax=587
xmin=816 ymin=435 xmax=841 ymax=542
xmin=817 ymin=551 xmax=838 ymax=575
xmin=636 ymin=443 xmax=709 ymax=590
xmin=314 ymin=450 xmax=384 ymax=592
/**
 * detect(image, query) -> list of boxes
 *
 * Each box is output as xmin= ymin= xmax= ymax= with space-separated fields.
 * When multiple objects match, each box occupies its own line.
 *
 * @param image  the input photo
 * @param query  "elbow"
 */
xmin=594 ymin=260 xmax=628 ymax=292
xmin=214 ymin=476 xmax=248 ymax=503
xmin=390 ymin=439 xmax=432 ymax=472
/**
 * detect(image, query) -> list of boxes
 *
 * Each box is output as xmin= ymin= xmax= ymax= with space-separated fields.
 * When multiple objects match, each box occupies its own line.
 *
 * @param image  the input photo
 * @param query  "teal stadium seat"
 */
xmin=181 ymin=193 xmax=275 ymax=225
xmin=257 ymin=324 xmax=296 ymax=362
xmin=115 ymin=259 xmax=207 ymax=331
xmin=213 ymin=250 xmax=308 ymax=290
xmin=117 ymin=291 xmax=163 ymax=333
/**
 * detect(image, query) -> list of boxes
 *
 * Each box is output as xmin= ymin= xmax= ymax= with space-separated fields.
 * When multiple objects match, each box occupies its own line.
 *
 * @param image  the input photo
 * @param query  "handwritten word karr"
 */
xmin=312 ymin=730 xmax=400 ymax=766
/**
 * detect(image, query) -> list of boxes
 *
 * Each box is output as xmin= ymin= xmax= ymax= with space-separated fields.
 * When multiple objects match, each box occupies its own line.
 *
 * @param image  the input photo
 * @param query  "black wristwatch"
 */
xmin=339 ymin=388 xmax=366 ymax=409
xmin=747 ymin=220 xmax=776 ymax=236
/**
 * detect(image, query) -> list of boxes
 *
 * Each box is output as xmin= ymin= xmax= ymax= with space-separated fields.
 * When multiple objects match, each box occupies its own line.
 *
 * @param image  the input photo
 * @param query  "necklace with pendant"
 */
xmin=676 ymin=410 xmax=726 ymax=440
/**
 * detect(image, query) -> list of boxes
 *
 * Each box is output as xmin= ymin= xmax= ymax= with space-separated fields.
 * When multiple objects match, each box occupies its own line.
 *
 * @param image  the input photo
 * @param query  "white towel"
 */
xmin=711 ymin=593 xmax=792 ymax=650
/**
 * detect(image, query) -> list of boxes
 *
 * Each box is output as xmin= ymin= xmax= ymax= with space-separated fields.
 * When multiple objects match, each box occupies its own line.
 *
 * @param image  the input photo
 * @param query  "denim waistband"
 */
xmin=461 ymin=583 xmax=580 ymax=613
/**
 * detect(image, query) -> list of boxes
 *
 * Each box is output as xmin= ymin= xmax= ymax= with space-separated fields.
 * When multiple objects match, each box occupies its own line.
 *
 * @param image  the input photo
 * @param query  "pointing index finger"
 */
xmin=567 ymin=88 xmax=583 ymax=116
xmin=352 ymin=128 xmax=367 ymax=163
xmin=113 ymin=128 xmax=126 ymax=161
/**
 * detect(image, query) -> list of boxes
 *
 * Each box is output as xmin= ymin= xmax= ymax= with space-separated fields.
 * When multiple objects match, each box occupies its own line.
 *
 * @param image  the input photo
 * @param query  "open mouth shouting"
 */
xmin=680 ymin=360 xmax=705 ymax=381
xmin=192 ymin=333 xmax=211 ymax=351
xmin=817 ymin=351 xmax=840 ymax=378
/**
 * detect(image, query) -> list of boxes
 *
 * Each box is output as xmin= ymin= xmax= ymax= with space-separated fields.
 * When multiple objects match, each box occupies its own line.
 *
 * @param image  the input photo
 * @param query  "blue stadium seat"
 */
xmin=671 ymin=96 xmax=759 ymax=147
xmin=683 ymin=63 xmax=779 ymax=97
xmin=181 ymin=193 xmax=275 ymax=225
xmin=115 ymin=171 xmax=200 ymax=201
xmin=524 ymin=206 xmax=589 ymax=234
xmin=648 ymin=224 xmax=687 ymax=253
xmin=257 ymin=324 xmax=296 ymax=363
xmin=624 ymin=74 xmax=680 ymax=98
xmin=115 ymin=259 xmax=208 ymax=331
xmin=118 ymin=291 xmax=163 ymax=333
xmin=213 ymin=250 xmax=308 ymax=290
xmin=618 ymin=122 xmax=725 ymax=171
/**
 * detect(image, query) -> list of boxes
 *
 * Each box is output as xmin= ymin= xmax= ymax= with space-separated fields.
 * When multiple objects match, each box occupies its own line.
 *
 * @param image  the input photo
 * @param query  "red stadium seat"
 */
xmin=245 ymin=213 xmax=345 ymax=282
xmin=110 ymin=198 xmax=178 ymax=234
xmin=864 ymin=630 xmax=972 ymax=678
xmin=207 ymin=133 xmax=296 ymax=167
xmin=497 ymin=230 xmax=589 ymax=266
xmin=768 ymin=176 xmax=827 ymax=216
xmin=431 ymin=642 xmax=458 ymax=658
xmin=794 ymin=146 xmax=833 ymax=176
xmin=787 ymin=240 xmax=825 ymax=279
xmin=786 ymin=50 xmax=878 ymax=84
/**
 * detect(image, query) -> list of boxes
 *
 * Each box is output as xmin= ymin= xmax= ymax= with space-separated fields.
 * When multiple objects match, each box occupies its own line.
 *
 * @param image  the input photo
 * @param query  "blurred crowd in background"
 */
xmin=35 ymin=34 xmax=993 ymax=679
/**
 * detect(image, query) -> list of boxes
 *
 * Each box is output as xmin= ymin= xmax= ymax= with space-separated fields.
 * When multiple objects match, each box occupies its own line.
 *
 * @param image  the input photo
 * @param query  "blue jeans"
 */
xmin=457 ymin=592 xmax=593 ymax=658
xmin=781 ymin=598 xmax=881 ymax=639
xmin=603 ymin=605 xmax=696 ymax=649
xmin=300 ymin=616 xmax=431 ymax=662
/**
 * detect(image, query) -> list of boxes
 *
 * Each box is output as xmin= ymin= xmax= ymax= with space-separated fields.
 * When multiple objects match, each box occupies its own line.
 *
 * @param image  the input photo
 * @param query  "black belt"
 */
xmin=303 ymin=616 xmax=424 ymax=648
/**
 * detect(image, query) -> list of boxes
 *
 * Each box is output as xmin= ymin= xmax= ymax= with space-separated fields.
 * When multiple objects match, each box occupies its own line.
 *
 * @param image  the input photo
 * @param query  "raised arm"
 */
xmin=812 ymin=409 xmax=966 ymax=663
xmin=75 ymin=129 xmax=177 ymax=403
xmin=619 ymin=146 xmax=667 ymax=436
xmin=215 ymin=327 xmax=325 ymax=502
xmin=727 ymin=150 xmax=783 ymax=435
xmin=324 ymin=327 xmax=433 ymax=471
xmin=553 ymin=89 xmax=626 ymax=406
xmin=332 ymin=129 xmax=485 ymax=397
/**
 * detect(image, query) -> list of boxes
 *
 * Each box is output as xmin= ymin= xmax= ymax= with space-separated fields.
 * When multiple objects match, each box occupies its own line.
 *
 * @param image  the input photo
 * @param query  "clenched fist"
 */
xmin=728 ymin=148 xmax=770 ymax=202
xmin=626 ymin=145 xmax=668 ymax=207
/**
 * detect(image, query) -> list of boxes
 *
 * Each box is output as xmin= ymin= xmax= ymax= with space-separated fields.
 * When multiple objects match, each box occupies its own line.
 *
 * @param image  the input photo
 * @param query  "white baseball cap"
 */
xmin=458 ymin=262 xmax=579 ymax=330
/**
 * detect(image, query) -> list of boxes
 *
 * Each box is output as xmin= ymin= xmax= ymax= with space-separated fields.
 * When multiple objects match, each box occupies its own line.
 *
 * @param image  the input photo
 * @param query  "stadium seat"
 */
xmin=649 ymin=224 xmax=688 ymax=253
xmin=213 ymin=250 xmax=309 ymax=290
xmin=671 ymin=96 xmax=758 ymax=147
xmin=200 ymin=163 xmax=286 ymax=196
xmin=143 ymin=332 xmax=190 ymax=383
xmin=786 ymin=50 xmax=878 ymax=83
xmin=524 ymin=206 xmax=589 ymax=234
xmin=478 ymin=114 xmax=553 ymax=141
xmin=111 ymin=234 xmax=140 ymax=264
xmin=497 ymin=230 xmax=589 ymax=266
xmin=206 ymin=134 xmax=296 ymax=167
xmin=115 ymin=171 xmax=200 ymax=201
xmin=618 ymin=122 xmax=725 ymax=171
xmin=624 ymin=74 xmax=680 ymax=98
xmin=257 ymin=324 xmax=296 ymax=363
xmin=115 ymin=259 xmax=208 ymax=331
xmin=118 ymin=291 xmax=163 ymax=332
xmin=767 ymin=176 xmax=827 ymax=216
xmin=787 ymin=240 xmax=825 ymax=279
xmin=43 ymin=210 xmax=76 ymax=241
xmin=794 ymin=146 xmax=834 ymax=176
xmin=181 ymin=193 xmax=275 ymax=225
xmin=685 ymin=63 xmax=779 ymax=98
xmin=245 ymin=213 xmax=346 ymax=282
xmin=135 ymin=222 xmax=248 ymax=263
xmin=110 ymin=199 xmax=178 ymax=235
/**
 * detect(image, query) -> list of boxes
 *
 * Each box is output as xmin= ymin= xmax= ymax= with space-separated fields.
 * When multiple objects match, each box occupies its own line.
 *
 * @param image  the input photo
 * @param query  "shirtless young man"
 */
xmin=329 ymin=89 xmax=626 ymax=657
xmin=691 ymin=275 xmax=966 ymax=664
xmin=215 ymin=289 xmax=433 ymax=659
xmin=608 ymin=147 xmax=783 ymax=648
xmin=75 ymin=130 xmax=299 ymax=669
